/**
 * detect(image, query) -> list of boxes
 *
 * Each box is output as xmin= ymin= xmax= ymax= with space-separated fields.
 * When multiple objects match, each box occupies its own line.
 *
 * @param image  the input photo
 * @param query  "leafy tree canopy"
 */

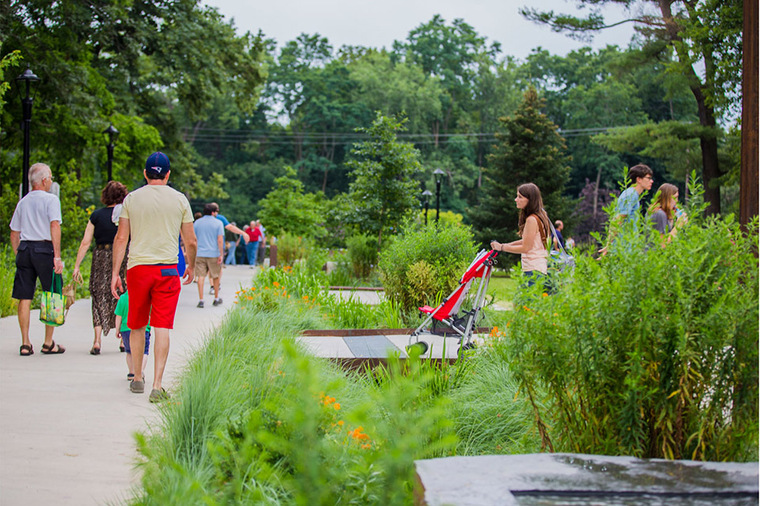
xmin=346 ymin=113 xmax=422 ymax=246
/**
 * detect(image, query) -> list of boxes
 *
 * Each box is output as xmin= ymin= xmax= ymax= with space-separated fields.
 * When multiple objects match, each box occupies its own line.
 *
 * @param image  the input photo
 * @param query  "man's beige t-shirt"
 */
xmin=121 ymin=185 xmax=193 ymax=269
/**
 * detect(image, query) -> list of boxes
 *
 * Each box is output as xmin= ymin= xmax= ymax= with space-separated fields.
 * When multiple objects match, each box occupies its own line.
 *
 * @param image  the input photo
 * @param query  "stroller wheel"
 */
xmin=460 ymin=341 xmax=476 ymax=351
xmin=407 ymin=341 xmax=429 ymax=356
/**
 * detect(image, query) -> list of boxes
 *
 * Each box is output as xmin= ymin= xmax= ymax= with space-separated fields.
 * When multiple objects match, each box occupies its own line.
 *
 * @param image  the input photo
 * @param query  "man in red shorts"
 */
xmin=111 ymin=151 xmax=197 ymax=402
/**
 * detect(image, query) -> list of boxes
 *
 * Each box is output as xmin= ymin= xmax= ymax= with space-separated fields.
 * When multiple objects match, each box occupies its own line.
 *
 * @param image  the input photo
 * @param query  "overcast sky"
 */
xmin=202 ymin=0 xmax=637 ymax=60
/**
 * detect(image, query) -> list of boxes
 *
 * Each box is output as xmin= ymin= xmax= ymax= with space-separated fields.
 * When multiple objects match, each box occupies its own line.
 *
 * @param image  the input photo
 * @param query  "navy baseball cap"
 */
xmin=145 ymin=151 xmax=170 ymax=177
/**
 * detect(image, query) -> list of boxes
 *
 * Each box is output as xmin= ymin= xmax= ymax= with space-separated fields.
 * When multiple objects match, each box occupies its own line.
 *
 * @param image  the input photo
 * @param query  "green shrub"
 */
xmin=499 ymin=214 xmax=759 ymax=461
xmin=327 ymin=249 xmax=356 ymax=287
xmin=0 ymin=244 xmax=17 ymax=317
xmin=276 ymin=233 xmax=312 ymax=267
xmin=346 ymin=234 xmax=378 ymax=279
xmin=378 ymin=220 xmax=476 ymax=314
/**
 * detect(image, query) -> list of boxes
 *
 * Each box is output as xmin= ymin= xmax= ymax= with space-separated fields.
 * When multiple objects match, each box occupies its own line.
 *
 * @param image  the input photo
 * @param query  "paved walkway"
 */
xmin=0 ymin=265 xmax=256 ymax=506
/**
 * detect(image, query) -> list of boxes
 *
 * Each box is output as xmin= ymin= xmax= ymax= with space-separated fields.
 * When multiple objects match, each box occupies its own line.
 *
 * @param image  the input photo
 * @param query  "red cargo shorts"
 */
xmin=126 ymin=264 xmax=181 ymax=330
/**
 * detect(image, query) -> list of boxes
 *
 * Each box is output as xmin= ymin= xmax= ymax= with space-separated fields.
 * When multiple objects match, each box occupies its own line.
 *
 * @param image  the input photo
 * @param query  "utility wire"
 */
xmin=183 ymin=125 xmax=629 ymax=145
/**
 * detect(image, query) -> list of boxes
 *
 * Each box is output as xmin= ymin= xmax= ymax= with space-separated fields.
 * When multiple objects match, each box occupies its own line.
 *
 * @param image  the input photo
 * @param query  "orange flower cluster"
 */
xmin=320 ymin=393 xmax=341 ymax=411
xmin=234 ymin=284 xmax=290 ymax=305
xmin=318 ymin=393 xmax=374 ymax=450
xmin=350 ymin=426 xmax=370 ymax=441
xmin=489 ymin=326 xmax=506 ymax=339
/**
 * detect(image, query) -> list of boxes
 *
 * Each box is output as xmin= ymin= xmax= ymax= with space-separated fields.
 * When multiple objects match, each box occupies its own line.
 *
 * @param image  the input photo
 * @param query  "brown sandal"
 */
xmin=19 ymin=344 xmax=34 ymax=356
xmin=41 ymin=341 xmax=66 ymax=355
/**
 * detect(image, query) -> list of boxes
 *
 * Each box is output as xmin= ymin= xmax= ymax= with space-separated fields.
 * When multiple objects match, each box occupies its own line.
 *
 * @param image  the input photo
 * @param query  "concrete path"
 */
xmin=0 ymin=265 xmax=256 ymax=506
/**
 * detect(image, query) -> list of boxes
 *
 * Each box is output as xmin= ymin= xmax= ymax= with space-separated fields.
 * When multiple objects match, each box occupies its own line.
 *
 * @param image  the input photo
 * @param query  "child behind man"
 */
xmin=114 ymin=291 xmax=151 ymax=382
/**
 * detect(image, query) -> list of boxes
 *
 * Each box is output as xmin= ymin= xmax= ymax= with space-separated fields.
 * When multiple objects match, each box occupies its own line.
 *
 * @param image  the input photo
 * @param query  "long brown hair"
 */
xmin=517 ymin=183 xmax=551 ymax=244
xmin=651 ymin=183 xmax=678 ymax=220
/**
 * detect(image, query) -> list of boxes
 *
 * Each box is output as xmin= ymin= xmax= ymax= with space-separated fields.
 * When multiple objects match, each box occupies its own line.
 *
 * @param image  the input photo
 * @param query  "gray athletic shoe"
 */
xmin=212 ymin=298 xmax=223 ymax=306
xmin=197 ymin=300 xmax=204 ymax=308
xmin=130 ymin=380 xmax=145 ymax=394
xmin=149 ymin=388 xmax=170 ymax=403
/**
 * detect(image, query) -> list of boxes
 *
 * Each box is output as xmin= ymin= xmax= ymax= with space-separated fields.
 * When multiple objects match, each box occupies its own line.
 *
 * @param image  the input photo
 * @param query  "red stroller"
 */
xmin=409 ymin=249 xmax=498 ymax=354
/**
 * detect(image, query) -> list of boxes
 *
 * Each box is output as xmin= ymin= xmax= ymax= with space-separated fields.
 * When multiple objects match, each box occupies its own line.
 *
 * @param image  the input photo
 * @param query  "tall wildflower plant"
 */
xmin=499 ymin=176 xmax=759 ymax=461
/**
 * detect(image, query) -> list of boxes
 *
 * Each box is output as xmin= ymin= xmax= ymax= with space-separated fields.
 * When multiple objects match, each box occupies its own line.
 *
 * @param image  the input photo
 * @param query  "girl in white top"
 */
xmin=490 ymin=183 xmax=551 ymax=281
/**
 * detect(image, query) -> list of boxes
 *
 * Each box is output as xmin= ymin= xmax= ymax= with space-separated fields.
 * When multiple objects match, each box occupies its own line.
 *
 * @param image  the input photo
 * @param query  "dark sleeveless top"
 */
xmin=89 ymin=206 xmax=118 ymax=245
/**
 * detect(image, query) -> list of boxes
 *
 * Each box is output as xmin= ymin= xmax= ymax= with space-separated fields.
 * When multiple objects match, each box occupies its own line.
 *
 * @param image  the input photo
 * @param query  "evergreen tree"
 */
xmin=469 ymin=87 xmax=572 ymax=247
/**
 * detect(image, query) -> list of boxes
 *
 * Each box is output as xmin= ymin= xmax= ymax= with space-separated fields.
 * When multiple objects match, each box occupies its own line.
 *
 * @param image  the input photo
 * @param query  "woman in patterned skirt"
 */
xmin=72 ymin=181 xmax=129 ymax=355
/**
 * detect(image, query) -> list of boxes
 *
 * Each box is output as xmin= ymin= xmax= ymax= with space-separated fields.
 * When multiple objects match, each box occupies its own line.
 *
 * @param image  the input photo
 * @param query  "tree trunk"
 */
xmin=695 ymin=95 xmax=721 ymax=215
xmin=658 ymin=0 xmax=722 ymax=214
xmin=741 ymin=0 xmax=759 ymax=227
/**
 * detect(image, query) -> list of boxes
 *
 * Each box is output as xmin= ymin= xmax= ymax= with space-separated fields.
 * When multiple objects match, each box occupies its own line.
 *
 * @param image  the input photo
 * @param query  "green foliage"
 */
xmin=258 ymin=167 xmax=326 ymax=239
xmin=345 ymin=234 xmax=378 ymax=279
xmin=469 ymin=87 xmax=572 ymax=247
xmin=133 ymin=297 xmax=456 ymax=504
xmin=0 ymin=50 xmax=22 ymax=117
xmin=57 ymin=166 xmax=92 ymax=253
xmin=346 ymin=113 xmax=422 ymax=247
xmin=499 ymin=211 xmax=759 ymax=460
xmin=378 ymin=220 xmax=476 ymax=314
xmin=519 ymin=0 xmax=742 ymax=213
xmin=1 ymin=0 xmax=266 ymax=219
xmin=448 ymin=346 xmax=540 ymax=455
xmin=276 ymin=233 xmax=314 ymax=267
xmin=594 ymin=121 xmax=710 ymax=184
xmin=347 ymin=49 xmax=444 ymax=136
xmin=0 ymin=245 xmax=18 ymax=317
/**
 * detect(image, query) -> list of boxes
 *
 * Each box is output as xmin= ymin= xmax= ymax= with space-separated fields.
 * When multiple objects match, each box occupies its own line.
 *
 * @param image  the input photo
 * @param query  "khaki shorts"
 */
xmin=195 ymin=257 xmax=221 ymax=279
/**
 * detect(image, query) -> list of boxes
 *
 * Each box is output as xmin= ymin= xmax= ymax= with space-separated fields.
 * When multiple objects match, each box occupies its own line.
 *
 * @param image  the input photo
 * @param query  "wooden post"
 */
xmin=741 ymin=0 xmax=759 ymax=227
xmin=269 ymin=243 xmax=277 ymax=268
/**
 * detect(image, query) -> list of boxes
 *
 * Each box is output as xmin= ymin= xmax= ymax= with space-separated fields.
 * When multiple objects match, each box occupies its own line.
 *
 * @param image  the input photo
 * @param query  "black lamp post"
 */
xmin=103 ymin=124 xmax=119 ymax=181
xmin=421 ymin=190 xmax=432 ymax=225
xmin=15 ymin=66 xmax=40 ymax=197
xmin=433 ymin=168 xmax=445 ymax=223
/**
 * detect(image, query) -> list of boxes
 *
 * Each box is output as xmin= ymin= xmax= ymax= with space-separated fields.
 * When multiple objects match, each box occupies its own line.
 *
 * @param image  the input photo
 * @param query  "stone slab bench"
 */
xmin=414 ymin=453 xmax=759 ymax=505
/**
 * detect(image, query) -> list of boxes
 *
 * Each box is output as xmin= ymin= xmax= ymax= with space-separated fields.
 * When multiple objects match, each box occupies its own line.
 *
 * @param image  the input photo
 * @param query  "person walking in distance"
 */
xmin=194 ymin=203 xmax=224 ymax=308
xmin=111 ymin=152 xmax=197 ymax=402
xmin=209 ymin=202 xmax=248 ymax=292
xmin=599 ymin=164 xmax=654 ymax=256
xmin=10 ymin=163 xmax=66 ymax=356
xmin=245 ymin=220 xmax=262 ymax=268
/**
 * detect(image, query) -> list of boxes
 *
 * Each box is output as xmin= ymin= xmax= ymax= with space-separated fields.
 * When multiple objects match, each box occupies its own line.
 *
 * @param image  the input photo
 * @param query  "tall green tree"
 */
xmin=392 ymin=15 xmax=501 ymax=138
xmin=1 ymin=0 xmax=267 ymax=207
xmin=346 ymin=49 xmax=444 ymax=137
xmin=521 ymin=0 xmax=743 ymax=214
xmin=346 ymin=113 xmax=422 ymax=247
xmin=257 ymin=166 xmax=326 ymax=238
xmin=469 ymin=87 xmax=572 ymax=247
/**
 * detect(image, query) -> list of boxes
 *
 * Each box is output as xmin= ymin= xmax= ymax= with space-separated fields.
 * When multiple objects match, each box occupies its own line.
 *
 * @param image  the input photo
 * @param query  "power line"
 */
xmin=183 ymin=125 xmax=631 ymax=145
